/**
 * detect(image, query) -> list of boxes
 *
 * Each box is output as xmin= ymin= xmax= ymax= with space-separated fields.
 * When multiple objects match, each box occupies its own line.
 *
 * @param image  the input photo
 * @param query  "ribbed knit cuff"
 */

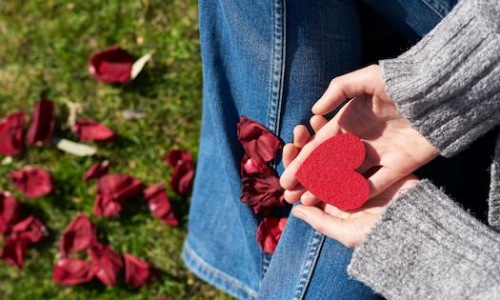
xmin=348 ymin=180 xmax=500 ymax=300
xmin=380 ymin=0 xmax=500 ymax=157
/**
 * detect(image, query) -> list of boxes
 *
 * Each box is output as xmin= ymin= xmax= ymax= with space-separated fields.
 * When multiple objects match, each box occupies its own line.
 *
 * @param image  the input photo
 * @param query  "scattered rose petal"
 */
xmin=73 ymin=119 xmax=116 ymax=142
xmin=0 ymin=236 xmax=26 ymax=268
xmin=124 ymin=253 xmax=153 ymax=288
xmin=54 ymin=138 xmax=97 ymax=156
xmin=93 ymin=194 xmax=122 ymax=218
xmin=237 ymin=116 xmax=281 ymax=163
xmin=9 ymin=168 xmax=53 ymax=198
xmin=256 ymin=217 xmax=287 ymax=254
xmin=87 ymin=243 xmax=123 ymax=286
xmin=164 ymin=150 xmax=194 ymax=197
xmin=0 ymin=192 xmax=20 ymax=234
xmin=88 ymin=46 xmax=134 ymax=84
xmin=97 ymin=174 xmax=143 ymax=202
xmin=0 ymin=216 xmax=45 ymax=269
xmin=83 ymin=161 xmax=110 ymax=182
xmin=93 ymin=174 xmax=143 ymax=217
xmin=60 ymin=214 xmax=97 ymax=256
xmin=53 ymin=258 xmax=97 ymax=285
xmin=144 ymin=184 xmax=178 ymax=226
xmin=25 ymin=99 xmax=55 ymax=146
xmin=241 ymin=173 xmax=285 ymax=216
xmin=0 ymin=112 xmax=25 ymax=157
xmin=10 ymin=216 xmax=46 ymax=244
xmin=130 ymin=51 xmax=154 ymax=80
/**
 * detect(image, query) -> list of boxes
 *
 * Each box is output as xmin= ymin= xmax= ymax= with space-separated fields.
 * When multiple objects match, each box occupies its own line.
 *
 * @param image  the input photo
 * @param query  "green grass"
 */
xmin=0 ymin=1 xmax=232 ymax=299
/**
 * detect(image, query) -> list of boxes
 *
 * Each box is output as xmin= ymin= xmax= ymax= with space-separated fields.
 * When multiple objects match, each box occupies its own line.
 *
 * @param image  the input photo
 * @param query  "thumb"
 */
xmin=312 ymin=65 xmax=382 ymax=115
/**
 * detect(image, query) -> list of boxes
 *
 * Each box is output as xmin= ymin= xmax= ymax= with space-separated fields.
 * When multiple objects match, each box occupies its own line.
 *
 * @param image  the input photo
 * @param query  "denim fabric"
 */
xmin=182 ymin=1 xmax=456 ymax=299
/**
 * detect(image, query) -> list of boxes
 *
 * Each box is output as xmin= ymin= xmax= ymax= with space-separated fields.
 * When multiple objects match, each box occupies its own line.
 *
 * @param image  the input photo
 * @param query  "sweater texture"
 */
xmin=348 ymin=0 xmax=500 ymax=299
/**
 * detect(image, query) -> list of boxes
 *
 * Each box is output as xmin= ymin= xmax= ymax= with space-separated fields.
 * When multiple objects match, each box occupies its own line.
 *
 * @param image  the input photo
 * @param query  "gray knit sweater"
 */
xmin=347 ymin=0 xmax=500 ymax=299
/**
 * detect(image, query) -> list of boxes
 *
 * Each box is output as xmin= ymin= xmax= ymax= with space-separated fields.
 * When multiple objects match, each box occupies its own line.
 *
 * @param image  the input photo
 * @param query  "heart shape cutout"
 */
xmin=296 ymin=133 xmax=369 ymax=210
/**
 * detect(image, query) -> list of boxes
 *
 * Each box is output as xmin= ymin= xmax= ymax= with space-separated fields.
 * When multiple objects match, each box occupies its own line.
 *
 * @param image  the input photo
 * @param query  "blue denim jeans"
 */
xmin=182 ymin=1 xmax=456 ymax=299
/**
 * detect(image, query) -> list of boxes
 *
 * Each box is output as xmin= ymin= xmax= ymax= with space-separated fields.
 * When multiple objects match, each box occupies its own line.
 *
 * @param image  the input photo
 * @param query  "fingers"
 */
xmin=293 ymin=125 xmax=310 ymax=148
xmin=310 ymin=115 xmax=328 ymax=132
xmin=366 ymin=166 xmax=404 ymax=199
xmin=299 ymin=191 xmax=321 ymax=206
xmin=284 ymin=185 xmax=306 ymax=204
xmin=282 ymin=144 xmax=299 ymax=168
xmin=311 ymin=65 xmax=382 ymax=116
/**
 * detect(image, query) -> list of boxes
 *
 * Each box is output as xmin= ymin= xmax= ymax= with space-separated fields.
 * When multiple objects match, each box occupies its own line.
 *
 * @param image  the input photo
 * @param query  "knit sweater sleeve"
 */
xmin=347 ymin=180 xmax=500 ymax=300
xmin=380 ymin=0 xmax=500 ymax=157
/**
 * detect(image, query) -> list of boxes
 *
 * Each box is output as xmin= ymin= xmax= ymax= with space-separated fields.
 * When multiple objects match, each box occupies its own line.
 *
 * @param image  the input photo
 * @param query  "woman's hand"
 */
xmin=292 ymin=175 xmax=420 ymax=248
xmin=280 ymin=65 xmax=438 ymax=203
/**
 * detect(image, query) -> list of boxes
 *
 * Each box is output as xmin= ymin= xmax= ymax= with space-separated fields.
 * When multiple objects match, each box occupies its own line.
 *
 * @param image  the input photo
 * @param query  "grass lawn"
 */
xmin=0 ymin=1 xmax=232 ymax=299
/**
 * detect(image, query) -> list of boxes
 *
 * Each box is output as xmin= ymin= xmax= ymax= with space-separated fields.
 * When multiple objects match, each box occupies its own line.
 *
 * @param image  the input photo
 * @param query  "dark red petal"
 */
xmin=0 ymin=112 xmax=25 ymax=157
xmin=87 ymin=243 xmax=123 ymax=286
xmin=53 ymin=258 xmax=97 ymax=285
xmin=92 ymin=194 xmax=122 ymax=218
xmin=256 ymin=217 xmax=287 ymax=254
xmin=164 ymin=150 xmax=195 ymax=198
xmin=73 ymin=119 xmax=116 ymax=142
xmin=124 ymin=253 xmax=153 ymax=288
xmin=240 ymin=173 xmax=285 ymax=215
xmin=164 ymin=149 xmax=193 ymax=167
xmin=0 ymin=192 xmax=20 ymax=234
xmin=88 ymin=46 xmax=133 ymax=84
xmin=240 ymin=154 xmax=275 ymax=177
xmin=97 ymin=174 xmax=143 ymax=202
xmin=25 ymin=99 xmax=55 ymax=146
xmin=237 ymin=116 xmax=281 ymax=163
xmin=0 ymin=236 xmax=26 ymax=268
xmin=83 ymin=161 xmax=110 ymax=182
xmin=11 ymin=216 xmax=46 ymax=244
xmin=60 ymin=213 xmax=97 ymax=256
xmin=144 ymin=184 xmax=179 ymax=226
xmin=9 ymin=168 xmax=53 ymax=198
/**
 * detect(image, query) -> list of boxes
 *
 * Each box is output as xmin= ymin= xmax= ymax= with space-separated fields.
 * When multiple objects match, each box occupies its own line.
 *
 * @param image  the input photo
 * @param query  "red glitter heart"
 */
xmin=296 ymin=133 xmax=369 ymax=210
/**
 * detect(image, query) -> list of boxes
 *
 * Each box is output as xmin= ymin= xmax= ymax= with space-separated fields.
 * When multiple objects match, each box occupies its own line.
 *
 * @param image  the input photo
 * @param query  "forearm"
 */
xmin=381 ymin=0 xmax=500 ymax=157
xmin=348 ymin=180 xmax=500 ymax=300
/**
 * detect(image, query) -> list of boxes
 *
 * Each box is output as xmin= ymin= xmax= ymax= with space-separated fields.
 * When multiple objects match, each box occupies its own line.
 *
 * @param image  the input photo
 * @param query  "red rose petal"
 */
xmin=25 ymin=99 xmax=55 ymax=146
xmin=237 ymin=116 xmax=281 ymax=163
xmin=256 ymin=217 xmax=287 ymax=254
xmin=11 ymin=216 xmax=46 ymax=244
xmin=9 ymin=168 xmax=53 ymax=198
xmin=164 ymin=150 xmax=195 ymax=197
xmin=83 ymin=161 xmax=110 ymax=182
xmin=87 ymin=243 xmax=123 ymax=286
xmin=124 ymin=253 xmax=153 ymax=288
xmin=97 ymin=174 xmax=143 ymax=202
xmin=60 ymin=213 xmax=97 ymax=256
xmin=144 ymin=184 xmax=179 ymax=226
xmin=0 ymin=112 xmax=25 ymax=157
xmin=240 ymin=173 xmax=285 ymax=216
xmin=92 ymin=194 xmax=122 ymax=218
xmin=53 ymin=258 xmax=97 ymax=285
xmin=73 ymin=119 xmax=116 ymax=142
xmin=0 ymin=192 xmax=20 ymax=234
xmin=0 ymin=236 xmax=26 ymax=268
xmin=88 ymin=46 xmax=134 ymax=84
xmin=240 ymin=154 xmax=274 ymax=177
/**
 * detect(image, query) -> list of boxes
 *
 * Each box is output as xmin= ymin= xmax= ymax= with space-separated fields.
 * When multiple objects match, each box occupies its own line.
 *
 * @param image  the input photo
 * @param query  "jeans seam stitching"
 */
xmin=418 ymin=0 xmax=445 ymax=18
xmin=293 ymin=231 xmax=326 ymax=299
xmin=184 ymin=242 xmax=258 ymax=298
